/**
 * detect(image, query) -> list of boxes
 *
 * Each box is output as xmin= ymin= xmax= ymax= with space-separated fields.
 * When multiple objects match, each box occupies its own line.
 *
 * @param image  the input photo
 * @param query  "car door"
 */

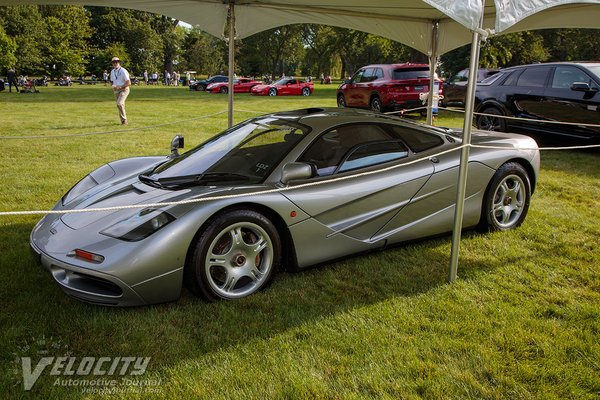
xmin=542 ymin=65 xmax=600 ymax=140
xmin=345 ymin=69 xmax=366 ymax=106
xmin=508 ymin=66 xmax=552 ymax=130
xmin=282 ymin=123 xmax=435 ymax=242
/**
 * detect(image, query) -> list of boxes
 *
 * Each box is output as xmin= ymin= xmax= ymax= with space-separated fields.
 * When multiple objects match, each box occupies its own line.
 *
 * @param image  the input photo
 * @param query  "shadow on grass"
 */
xmin=0 ymin=222 xmax=501 ymax=398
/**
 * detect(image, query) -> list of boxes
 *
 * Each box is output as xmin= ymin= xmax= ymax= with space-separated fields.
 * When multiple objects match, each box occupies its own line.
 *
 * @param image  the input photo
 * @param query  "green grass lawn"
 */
xmin=0 ymin=84 xmax=598 ymax=399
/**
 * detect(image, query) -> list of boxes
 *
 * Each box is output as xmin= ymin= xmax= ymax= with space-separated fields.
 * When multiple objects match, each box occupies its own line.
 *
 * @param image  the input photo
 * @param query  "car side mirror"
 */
xmin=571 ymin=82 xmax=598 ymax=92
xmin=170 ymin=135 xmax=184 ymax=158
xmin=281 ymin=162 xmax=314 ymax=185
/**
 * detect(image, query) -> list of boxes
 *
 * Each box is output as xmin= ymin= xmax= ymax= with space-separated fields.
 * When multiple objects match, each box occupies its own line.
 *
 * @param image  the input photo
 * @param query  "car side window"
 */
xmin=338 ymin=141 xmax=408 ymax=173
xmin=551 ymin=66 xmax=598 ymax=89
xmin=351 ymin=69 xmax=365 ymax=84
xmin=298 ymin=124 xmax=403 ymax=176
xmin=374 ymin=68 xmax=384 ymax=80
xmin=516 ymin=67 xmax=551 ymax=88
xmin=361 ymin=68 xmax=375 ymax=83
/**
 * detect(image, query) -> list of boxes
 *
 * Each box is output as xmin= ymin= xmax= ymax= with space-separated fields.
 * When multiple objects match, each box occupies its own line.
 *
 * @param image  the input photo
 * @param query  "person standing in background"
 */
xmin=103 ymin=70 xmax=109 ymax=85
xmin=143 ymin=70 xmax=148 ymax=85
xmin=109 ymin=57 xmax=131 ymax=125
xmin=7 ymin=68 xmax=19 ymax=93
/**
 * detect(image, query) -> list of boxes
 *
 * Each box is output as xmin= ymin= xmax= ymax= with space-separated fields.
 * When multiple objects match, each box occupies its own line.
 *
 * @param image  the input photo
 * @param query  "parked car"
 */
xmin=474 ymin=62 xmax=600 ymax=143
xmin=336 ymin=63 xmax=443 ymax=112
xmin=31 ymin=107 xmax=539 ymax=306
xmin=250 ymin=77 xmax=314 ymax=96
xmin=189 ymin=75 xmax=227 ymax=91
xmin=442 ymin=68 xmax=499 ymax=106
xmin=206 ymin=77 xmax=262 ymax=94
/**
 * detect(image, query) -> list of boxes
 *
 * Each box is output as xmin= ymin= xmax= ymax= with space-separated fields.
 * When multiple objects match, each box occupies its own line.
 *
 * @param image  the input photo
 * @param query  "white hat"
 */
xmin=111 ymin=57 xmax=121 ymax=63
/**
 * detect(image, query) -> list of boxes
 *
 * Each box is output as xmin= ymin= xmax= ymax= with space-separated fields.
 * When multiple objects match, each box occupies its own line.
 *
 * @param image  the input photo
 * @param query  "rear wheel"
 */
xmin=337 ymin=94 xmax=346 ymax=108
xmin=370 ymin=96 xmax=382 ymax=113
xmin=186 ymin=209 xmax=281 ymax=301
xmin=477 ymin=107 xmax=507 ymax=131
xmin=302 ymin=87 xmax=311 ymax=96
xmin=268 ymin=87 xmax=277 ymax=96
xmin=220 ymin=86 xmax=228 ymax=94
xmin=480 ymin=162 xmax=531 ymax=231
xmin=195 ymin=84 xmax=205 ymax=91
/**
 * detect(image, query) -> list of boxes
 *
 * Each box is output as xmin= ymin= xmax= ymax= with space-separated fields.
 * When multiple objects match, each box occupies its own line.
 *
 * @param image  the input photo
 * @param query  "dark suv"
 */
xmin=189 ymin=75 xmax=228 ymax=91
xmin=337 ymin=63 xmax=442 ymax=113
xmin=442 ymin=68 xmax=499 ymax=106
xmin=475 ymin=62 xmax=600 ymax=143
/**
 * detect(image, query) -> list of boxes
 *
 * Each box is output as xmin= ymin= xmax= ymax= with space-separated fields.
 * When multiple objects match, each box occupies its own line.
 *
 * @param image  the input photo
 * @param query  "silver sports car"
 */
xmin=30 ymin=108 xmax=540 ymax=306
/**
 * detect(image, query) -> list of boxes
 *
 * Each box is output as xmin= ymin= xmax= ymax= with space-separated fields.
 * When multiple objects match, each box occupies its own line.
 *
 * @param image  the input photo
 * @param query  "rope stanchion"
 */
xmin=0 ymin=111 xmax=228 ymax=140
xmin=1 ymin=141 xmax=599 ymax=217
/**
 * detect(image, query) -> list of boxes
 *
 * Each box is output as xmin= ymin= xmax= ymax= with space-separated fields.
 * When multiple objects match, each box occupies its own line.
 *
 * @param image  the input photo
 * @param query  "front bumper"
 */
xmin=30 ymin=241 xmax=148 ymax=306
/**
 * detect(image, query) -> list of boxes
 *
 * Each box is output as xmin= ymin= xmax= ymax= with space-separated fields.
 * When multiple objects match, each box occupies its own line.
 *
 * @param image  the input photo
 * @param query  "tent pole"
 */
xmin=227 ymin=2 xmax=235 ymax=128
xmin=448 ymin=28 xmax=482 ymax=282
xmin=426 ymin=21 xmax=439 ymax=125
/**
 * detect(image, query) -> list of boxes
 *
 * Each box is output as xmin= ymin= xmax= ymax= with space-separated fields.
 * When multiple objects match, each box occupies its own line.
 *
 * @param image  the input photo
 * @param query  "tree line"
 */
xmin=1 ymin=5 xmax=598 ymax=80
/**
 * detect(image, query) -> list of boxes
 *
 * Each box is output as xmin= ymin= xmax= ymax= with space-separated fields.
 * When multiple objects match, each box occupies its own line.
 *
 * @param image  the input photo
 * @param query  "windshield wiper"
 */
xmin=140 ymin=172 xmax=252 ymax=189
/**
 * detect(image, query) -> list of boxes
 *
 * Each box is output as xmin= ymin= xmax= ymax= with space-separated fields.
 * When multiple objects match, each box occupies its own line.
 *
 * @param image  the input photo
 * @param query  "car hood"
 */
xmin=60 ymin=178 xmax=233 ymax=230
xmin=252 ymin=84 xmax=270 ymax=90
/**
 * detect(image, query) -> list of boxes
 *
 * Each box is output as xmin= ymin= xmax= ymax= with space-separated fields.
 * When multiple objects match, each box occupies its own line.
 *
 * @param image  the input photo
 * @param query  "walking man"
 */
xmin=7 ymin=68 xmax=19 ymax=93
xmin=109 ymin=57 xmax=131 ymax=125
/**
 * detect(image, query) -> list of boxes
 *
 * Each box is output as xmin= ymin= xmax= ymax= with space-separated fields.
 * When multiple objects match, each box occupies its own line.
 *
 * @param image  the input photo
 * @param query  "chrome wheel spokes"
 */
xmin=491 ymin=174 xmax=525 ymax=228
xmin=205 ymin=222 xmax=273 ymax=299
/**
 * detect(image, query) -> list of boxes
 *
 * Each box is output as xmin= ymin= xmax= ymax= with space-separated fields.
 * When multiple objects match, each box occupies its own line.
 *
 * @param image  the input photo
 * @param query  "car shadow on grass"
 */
xmin=1 ymin=222 xmax=500 ymax=376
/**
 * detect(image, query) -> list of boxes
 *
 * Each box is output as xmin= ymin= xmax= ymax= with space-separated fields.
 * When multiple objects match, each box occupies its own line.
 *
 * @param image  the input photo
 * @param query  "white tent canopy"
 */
xmin=1 ymin=1 xmax=598 ymax=54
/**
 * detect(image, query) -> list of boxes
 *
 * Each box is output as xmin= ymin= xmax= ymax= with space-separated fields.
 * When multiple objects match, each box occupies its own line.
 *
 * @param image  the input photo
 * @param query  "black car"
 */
xmin=442 ymin=68 xmax=499 ymax=106
xmin=189 ymin=75 xmax=228 ymax=91
xmin=474 ymin=62 xmax=600 ymax=143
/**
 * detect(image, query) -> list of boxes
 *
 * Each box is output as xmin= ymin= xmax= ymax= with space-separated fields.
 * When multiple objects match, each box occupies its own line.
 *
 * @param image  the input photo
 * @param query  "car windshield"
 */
xmin=584 ymin=64 xmax=600 ymax=79
xmin=392 ymin=67 xmax=434 ymax=80
xmin=147 ymin=118 xmax=309 ymax=186
xmin=274 ymin=78 xmax=293 ymax=85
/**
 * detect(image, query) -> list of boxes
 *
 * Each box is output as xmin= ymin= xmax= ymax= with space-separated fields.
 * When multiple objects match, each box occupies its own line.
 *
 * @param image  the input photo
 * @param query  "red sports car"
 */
xmin=206 ymin=78 xmax=262 ymax=94
xmin=337 ymin=63 xmax=442 ymax=112
xmin=251 ymin=78 xmax=314 ymax=96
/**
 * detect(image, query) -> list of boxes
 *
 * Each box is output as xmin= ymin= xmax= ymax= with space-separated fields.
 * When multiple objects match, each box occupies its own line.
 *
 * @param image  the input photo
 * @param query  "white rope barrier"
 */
xmin=438 ymin=106 xmax=600 ymax=129
xmin=1 ymin=141 xmax=598 ymax=217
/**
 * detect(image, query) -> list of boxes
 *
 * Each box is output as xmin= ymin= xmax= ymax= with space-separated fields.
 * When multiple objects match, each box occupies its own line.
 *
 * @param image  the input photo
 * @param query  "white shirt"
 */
xmin=110 ymin=66 xmax=130 ymax=88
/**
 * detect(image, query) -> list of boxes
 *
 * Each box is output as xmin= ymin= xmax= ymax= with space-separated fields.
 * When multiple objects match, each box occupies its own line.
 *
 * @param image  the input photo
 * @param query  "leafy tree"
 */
xmin=39 ymin=6 xmax=93 ymax=77
xmin=0 ymin=5 xmax=45 ymax=75
xmin=180 ymin=28 xmax=226 ymax=76
xmin=0 ymin=24 xmax=16 ymax=72
xmin=88 ymin=42 xmax=130 ymax=77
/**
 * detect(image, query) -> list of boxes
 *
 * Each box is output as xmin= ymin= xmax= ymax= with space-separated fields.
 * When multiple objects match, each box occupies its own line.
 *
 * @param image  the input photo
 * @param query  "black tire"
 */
xmin=480 ymin=162 xmax=531 ymax=232
xmin=337 ymin=94 xmax=346 ymax=108
xmin=268 ymin=87 xmax=277 ymax=96
xmin=302 ymin=87 xmax=311 ymax=96
xmin=370 ymin=96 xmax=382 ymax=113
xmin=185 ymin=209 xmax=281 ymax=301
xmin=195 ymin=84 xmax=205 ymax=91
xmin=220 ymin=86 xmax=228 ymax=94
xmin=476 ymin=106 xmax=507 ymax=132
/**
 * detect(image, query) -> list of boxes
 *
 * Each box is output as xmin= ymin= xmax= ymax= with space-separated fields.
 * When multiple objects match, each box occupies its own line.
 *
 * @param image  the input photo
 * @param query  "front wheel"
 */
xmin=480 ymin=162 xmax=531 ymax=231
xmin=268 ymin=88 xmax=277 ymax=96
xmin=337 ymin=94 xmax=346 ymax=108
xmin=220 ymin=86 xmax=228 ymax=94
xmin=186 ymin=209 xmax=281 ymax=301
xmin=195 ymin=84 xmax=205 ymax=91
xmin=302 ymin=87 xmax=311 ymax=96
xmin=476 ymin=107 xmax=507 ymax=132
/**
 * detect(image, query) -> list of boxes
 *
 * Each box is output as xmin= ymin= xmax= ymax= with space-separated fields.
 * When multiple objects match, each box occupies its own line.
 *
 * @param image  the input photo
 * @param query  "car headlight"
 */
xmin=62 ymin=164 xmax=115 ymax=205
xmin=100 ymin=209 xmax=175 ymax=242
